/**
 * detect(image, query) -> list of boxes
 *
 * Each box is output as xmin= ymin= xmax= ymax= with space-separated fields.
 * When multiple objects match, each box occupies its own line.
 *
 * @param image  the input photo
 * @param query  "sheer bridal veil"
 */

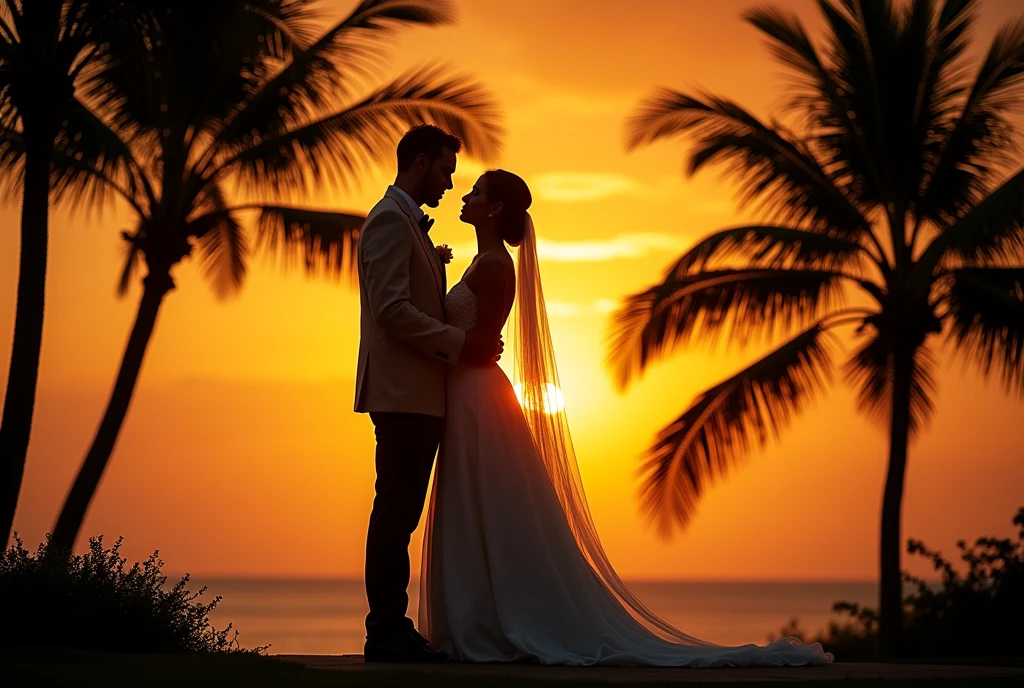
xmin=509 ymin=214 xmax=712 ymax=647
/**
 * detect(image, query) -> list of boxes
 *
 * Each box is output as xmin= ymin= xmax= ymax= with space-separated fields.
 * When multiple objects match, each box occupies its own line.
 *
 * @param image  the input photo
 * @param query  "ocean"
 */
xmin=196 ymin=579 xmax=876 ymax=655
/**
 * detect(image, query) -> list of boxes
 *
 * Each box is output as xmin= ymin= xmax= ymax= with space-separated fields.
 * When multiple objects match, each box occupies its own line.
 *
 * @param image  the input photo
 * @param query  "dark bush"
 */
xmin=0 ymin=534 xmax=263 ymax=654
xmin=774 ymin=506 xmax=1024 ymax=661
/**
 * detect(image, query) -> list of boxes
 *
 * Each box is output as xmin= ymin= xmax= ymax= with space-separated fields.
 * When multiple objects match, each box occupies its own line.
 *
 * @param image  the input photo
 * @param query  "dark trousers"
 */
xmin=364 ymin=411 xmax=443 ymax=640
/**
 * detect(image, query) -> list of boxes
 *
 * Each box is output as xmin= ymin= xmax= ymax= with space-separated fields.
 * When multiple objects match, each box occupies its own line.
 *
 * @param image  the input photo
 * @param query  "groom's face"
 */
xmin=421 ymin=147 xmax=458 ymax=208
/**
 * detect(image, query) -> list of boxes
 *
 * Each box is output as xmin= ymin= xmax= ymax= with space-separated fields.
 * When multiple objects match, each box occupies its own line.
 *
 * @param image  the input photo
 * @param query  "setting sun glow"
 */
xmin=514 ymin=383 xmax=566 ymax=415
xmin=3 ymin=0 xmax=1021 ymax=585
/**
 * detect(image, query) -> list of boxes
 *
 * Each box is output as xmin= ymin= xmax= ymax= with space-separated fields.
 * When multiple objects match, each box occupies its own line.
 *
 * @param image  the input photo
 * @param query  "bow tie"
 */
xmin=418 ymin=214 xmax=434 ymax=234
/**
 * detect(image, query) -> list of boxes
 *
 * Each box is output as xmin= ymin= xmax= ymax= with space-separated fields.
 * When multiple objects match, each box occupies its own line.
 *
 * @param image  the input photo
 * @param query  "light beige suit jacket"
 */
xmin=354 ymin=187 xmax=465 ymax=417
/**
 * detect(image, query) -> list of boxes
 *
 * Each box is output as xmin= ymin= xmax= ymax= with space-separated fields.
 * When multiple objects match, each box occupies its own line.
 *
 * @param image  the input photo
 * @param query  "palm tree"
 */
xmin=47 ymin=0 xmax=502 ymax=552
xmin=0 ymin=0 xmax=151 ymax=545
xmin=611 ymin=0 xmax=1024 ymax=659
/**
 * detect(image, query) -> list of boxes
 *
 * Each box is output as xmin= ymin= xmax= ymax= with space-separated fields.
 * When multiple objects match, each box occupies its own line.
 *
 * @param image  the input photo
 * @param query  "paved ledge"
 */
xmin=279 ymin=654 xmax=1024 ymax=683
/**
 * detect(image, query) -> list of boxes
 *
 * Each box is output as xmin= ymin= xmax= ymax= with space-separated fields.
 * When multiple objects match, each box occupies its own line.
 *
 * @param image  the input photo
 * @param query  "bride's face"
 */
xmin=460 ymin=176 xmax=498 ymax=226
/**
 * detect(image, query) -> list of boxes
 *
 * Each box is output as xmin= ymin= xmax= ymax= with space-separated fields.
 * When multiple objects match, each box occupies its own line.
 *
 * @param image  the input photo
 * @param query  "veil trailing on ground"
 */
xmin=508 ymin=214 xmax=713 ymax=646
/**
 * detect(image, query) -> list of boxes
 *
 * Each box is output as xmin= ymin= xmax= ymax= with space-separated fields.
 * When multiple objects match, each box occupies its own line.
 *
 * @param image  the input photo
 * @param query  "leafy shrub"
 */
xmin=774 ymin=506 xmax=1024 ymax=661
xmin=0 ymin=534 xmax=264 ymax=654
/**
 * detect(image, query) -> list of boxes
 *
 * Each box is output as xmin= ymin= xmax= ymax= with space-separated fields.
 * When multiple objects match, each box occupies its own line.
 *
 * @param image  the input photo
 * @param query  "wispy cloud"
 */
xmin=536 ymin=233 xmax=686 ymax=262
xmin=501 ymin=74 xmax=628 ymax=125
xmin=532 ymin=172 xmax=644 ymax=203
xmin=453 ymin=168 xmax=731 ymax=214
xmin=546 ymin=299 xmax=619 ymax=317
xmin=448 ymin=233 xmax=686 ymax=264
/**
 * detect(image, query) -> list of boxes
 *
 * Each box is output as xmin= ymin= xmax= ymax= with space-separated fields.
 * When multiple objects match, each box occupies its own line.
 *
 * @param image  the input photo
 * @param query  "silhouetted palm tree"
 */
xmin=48 ymin=0 xmax=502 ymax=552
xmin=0 ymin=0 xmax=152 ymax=546
xmin=611 ymin=0 xmax=1024 ymax=658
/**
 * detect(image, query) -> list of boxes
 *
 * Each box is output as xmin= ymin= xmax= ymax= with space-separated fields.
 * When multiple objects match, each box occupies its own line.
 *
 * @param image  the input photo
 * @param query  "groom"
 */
xmin=354 ymin=125 xmax=499 ymax=663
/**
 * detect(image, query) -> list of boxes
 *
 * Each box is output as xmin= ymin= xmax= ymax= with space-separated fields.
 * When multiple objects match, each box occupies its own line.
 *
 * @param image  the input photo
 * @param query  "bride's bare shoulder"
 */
xmin=465 ymin=250 xmax=513 ymax=289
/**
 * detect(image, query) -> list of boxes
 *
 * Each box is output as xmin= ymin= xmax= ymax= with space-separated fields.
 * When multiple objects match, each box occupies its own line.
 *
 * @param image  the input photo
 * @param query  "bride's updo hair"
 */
xmin=483 ymin=169 xmax=532 ymax=246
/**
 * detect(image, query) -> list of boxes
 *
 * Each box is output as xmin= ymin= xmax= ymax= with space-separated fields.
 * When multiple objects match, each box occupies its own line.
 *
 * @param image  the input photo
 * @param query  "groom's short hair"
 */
xmin=397 ymin=125 xmax=462 ymax=172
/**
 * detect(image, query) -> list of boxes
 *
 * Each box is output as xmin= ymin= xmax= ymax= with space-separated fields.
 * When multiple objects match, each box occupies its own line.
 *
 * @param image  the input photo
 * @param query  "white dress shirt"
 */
xmin=390 ymin=185 xmax=425 ymax=222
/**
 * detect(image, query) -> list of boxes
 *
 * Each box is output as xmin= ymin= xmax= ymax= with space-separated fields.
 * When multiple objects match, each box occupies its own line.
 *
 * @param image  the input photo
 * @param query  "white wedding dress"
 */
xmin=418 ymin=277 xmax=833 ymax=668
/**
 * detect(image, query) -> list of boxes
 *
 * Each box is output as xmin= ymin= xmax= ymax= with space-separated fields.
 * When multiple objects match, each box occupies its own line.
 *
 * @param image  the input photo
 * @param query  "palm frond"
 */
xmin=0 ymin=6 xmax=17 ymax=44
xmin=50 ymin=96 xmax=143 ymax=212
xmin=665 ymin=224 xmax=872 ymax=276
xmin=213 ymin=0 xmax=456 ymax=150
xmin=116 ymin=227 xmax=143 ymax=298
xmin=896 ymin=0 xmax=975 ymax=210
xmin=744 ymin=5 xmax=826 ymax=92
xmin=242 ymin=0 xmax=320 ymax=56
xmin=844 ymin=331 xmax=938 ymax=437
xmin=3 ymin=0 xmax=30 ymax=45
xmin=946 ymin=266 xmax=1024 ymax=396
xmin=742 ymin=5 xmax=876 ymax=201
xmin=639 ymin=323 xmax=837 ymax=536
xmin=0 ymin=122 xmax=23 ymax=199
xmin=220 ymin=65 xmax=502 ymax=195
xmin=87 ymin=1 xmax=308 ymax=150
xmin=82 ymin=8 xmax=166 ymax=139
xmin=0 ymin=0 xmax=136 ymax=137
xmin=919 ymin=14 xmax=1024 ymax=223
xmin=607 ymin=268 xmax=846 ymax=390
xmin=815 ymin=0 xmax=899 ymax=145
xmin=0 ymin=37 xmax=16 ymax=123
xmin=806 ymin=1 xmax=978 ymax=214
xmin=918 ymin=165 xmax=1024 ymax=277
xmin=625 ymin=89 xmax=868 ymax=236
xmin=254 ymin=205 xmax=364 ymax=280
xmin=190 ymin=186 xmax=248 ymax=299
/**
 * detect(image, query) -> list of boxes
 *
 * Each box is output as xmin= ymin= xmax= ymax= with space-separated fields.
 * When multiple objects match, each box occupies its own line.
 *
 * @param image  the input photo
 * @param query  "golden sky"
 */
xmin=3 ymin=0 xmax=1022 ymax=580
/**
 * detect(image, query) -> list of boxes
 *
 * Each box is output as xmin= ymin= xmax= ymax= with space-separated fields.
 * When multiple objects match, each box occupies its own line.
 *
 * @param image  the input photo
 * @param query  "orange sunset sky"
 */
xmin=2 ymin=0 xmax=1022 ymax=581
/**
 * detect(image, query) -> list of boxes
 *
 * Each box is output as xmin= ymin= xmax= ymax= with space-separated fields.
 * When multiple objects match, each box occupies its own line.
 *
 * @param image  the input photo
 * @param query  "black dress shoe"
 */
xmin=364 ymin=634 xmax=449 ymax=663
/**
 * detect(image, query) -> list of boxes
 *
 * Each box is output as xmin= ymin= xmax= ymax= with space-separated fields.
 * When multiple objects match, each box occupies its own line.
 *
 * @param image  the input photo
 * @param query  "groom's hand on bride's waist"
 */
xmin=462 ymin=330 xmax=503 ymax=365
xmin=493 ymin=333 xmax=504 ymax=362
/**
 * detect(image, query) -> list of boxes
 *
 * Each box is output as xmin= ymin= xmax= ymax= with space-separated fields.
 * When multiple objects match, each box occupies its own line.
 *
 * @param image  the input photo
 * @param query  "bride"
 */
xmin=418 ymin=169 xmax=833 ymax=667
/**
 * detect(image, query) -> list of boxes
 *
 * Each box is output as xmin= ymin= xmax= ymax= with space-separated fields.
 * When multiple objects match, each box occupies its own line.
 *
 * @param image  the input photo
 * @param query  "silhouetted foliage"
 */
xmin=774 ymin=507 xmax=1024 ymax=660
xmin=0 ymin=535 xmax=262 ymax=654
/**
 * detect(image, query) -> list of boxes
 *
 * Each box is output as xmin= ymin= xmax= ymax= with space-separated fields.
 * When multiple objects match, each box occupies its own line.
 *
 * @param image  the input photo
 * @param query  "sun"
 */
xmin=513 ymin=383 xmax=566 ymax=414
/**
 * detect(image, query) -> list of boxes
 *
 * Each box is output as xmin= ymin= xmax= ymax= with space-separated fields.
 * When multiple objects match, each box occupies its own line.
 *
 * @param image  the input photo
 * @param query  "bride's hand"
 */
xmin=463 ymin=330 xmax=503 ymax=365
xmin=494 ymin=334 xmax=504 ymax=362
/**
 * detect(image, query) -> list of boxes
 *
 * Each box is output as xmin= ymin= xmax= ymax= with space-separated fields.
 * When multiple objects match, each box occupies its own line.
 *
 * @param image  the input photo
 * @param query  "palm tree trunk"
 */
xmin=879 ymin=347 xmax=913 ymax=660
xmin=0 ymin=134 xmax=52 ymax=546
xmin=49 ymin=271 xmax=173 ymax=553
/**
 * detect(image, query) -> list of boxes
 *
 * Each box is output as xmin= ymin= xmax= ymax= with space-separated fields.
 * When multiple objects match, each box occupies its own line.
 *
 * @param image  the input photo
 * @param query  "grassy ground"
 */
xmin=7 ymin=647 xmax=1024 ymax=688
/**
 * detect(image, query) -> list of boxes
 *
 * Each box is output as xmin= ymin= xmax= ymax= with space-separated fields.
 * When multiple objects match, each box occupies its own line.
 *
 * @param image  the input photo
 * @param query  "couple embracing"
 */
xmin=354 ymin=125 xmax=832 ymax=668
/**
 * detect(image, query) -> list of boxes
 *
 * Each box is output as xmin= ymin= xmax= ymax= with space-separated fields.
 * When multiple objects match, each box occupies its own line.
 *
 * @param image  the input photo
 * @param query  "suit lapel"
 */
xmin=384 ymin=188 xmax=446 ymax=303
